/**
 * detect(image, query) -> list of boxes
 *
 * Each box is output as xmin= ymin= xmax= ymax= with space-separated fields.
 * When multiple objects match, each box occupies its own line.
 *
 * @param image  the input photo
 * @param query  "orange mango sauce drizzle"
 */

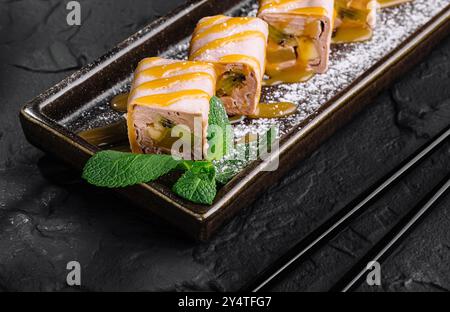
xmin=248 ymin=102 xmax=297 ymax=119
xmin=263 ymin=26 xmax=319 ymax=86
xmin=260 ymin=4 xmax=326 ymax=86
xmin=190 ymin=30 xmax=267 ymax=60
xmin=126 ymin=59 xmax=216 ymax=153
xmin=78 ymin=120 xmax=128 ymax=147
xmin=110 ymin=93 xmax=129 ymax=113
xmin=332 ymin=25 xmax=373 ymax=43
xmin=260 ymin=0 xmax=327 ymax=16
xmin=130 ymin=72 xmax=214 ymax=102
xmin=109 ymin=0 xmax=415 ymax=132
xmin=332 ymin=0 xmax=375 ymax=43
xmin=111 ymin=0 xmax=411 ymax=125
xmin=136 ymin=61 xmax=211 ymax=78
xmin=130 ymin=58 xmax=215 ymax=109
xmin=192 ymin=17 xmax=255 ymax=43
xmin=264 ymin=37 xmax=316 ymax=86
xmin=197 ymin=15 xmax=227 ymax=29
xmin=132 ymin=90 xmax=210 ymax=107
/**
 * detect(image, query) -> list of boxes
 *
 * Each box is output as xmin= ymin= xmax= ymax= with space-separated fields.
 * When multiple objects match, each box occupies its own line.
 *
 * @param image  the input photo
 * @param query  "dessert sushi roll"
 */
xmin=127 ymin=57 xmax=217 ymax=159
xmin=189 ymin=15 xmax=269 ymax=116
xmin=333 ymin=0 xmax=378 ymax=43
xmin=258 ymin=0 xmax=334 ymax=84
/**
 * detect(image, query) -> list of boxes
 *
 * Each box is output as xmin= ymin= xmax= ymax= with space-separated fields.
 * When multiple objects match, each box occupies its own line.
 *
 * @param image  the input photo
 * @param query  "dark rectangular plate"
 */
xmin=20 ymin=0 xmax=450 ymax=240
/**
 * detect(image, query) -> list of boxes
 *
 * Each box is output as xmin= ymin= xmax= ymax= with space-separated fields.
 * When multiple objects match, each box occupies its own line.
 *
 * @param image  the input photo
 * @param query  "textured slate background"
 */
xmin=0 ymin=0 xmax=449 ymax=291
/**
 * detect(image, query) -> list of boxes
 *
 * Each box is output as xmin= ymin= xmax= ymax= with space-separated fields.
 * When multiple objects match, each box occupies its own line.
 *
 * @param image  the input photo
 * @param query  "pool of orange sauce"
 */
xmin=78 ymin=120 xmax=128 ymax=147
xmin=110 ymin=93 xmax=129 ymax=113
xmin=264 ymin=35 xmax=317 ymax=86
xmin=263 ymin=63 xmax=315 ymax=86
xmin=332 ymin=26 xmax=373 ymax=43
xmin=248 ymin=102 xmax=298 ymax=119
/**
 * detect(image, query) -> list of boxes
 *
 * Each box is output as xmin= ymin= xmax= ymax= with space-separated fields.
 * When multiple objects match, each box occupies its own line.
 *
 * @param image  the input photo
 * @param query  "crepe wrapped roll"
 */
xmin=127 ymin=57 xmax=216 ymax=159
xmin=333 ymin=0 xmax=378 ymax=43
xmin=189 ymin=16 xmax=268 ymax=116
xmin=258 ymin=0 xmax=334 ymax=83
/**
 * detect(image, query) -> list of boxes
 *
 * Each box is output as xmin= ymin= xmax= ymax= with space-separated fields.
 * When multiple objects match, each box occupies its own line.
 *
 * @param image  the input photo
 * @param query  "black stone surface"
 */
xmin=356 ymin=191 xmax=450 ymax=292
xmin=0 ymin=0 xmax=449 ymax=292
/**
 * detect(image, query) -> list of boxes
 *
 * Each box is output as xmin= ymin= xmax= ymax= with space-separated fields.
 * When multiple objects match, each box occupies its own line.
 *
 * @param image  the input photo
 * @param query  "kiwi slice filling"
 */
xmin=216 ymin=71 xmax=246 ymax=97
xmin=268 ymin=25 xmax=298 ymax=47
xmin=146 ymin=116 xmax=176 ymax=148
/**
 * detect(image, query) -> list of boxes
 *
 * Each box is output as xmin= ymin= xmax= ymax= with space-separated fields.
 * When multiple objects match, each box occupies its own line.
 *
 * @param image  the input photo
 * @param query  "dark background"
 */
xmin=0 ymin=0 xmax=449 ymax=291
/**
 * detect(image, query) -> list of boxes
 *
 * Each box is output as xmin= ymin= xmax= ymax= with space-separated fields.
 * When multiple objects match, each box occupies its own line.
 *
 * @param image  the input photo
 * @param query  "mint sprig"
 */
xmin=81 ymin=97 xmax=230 ymax=205
xmin=207 ymin=96 xmax=232 ymax=160
xmin=82 ymin=150 xmax=217 ymax=204
xmin=81 ymin=98 xmax=276 ymax=205
xmin=82 ymin=151 xmax=180 ymax=188
xmin=172 ymin=162 xmax=217 ymax=205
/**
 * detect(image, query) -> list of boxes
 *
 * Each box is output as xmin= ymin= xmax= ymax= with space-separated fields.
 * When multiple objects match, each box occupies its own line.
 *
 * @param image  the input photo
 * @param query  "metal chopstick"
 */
xmin=335 ymin=174 xmax=450 ymax=292
xmin=250 ymin=126 xmax=450 ymax=292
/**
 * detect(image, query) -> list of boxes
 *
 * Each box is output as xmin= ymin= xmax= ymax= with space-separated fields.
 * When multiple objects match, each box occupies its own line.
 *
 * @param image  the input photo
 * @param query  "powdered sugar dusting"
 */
xmin=163 ymin=0 xmax=449 ymax=142
xmin=221 ymin=0 xmax=449 ymax=176
xmin=64 ymin=0 xmax=450 ymax=179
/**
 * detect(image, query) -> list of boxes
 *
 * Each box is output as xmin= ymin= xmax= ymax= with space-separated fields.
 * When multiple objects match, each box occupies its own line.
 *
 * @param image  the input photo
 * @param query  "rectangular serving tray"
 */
xmin=20 ymin=0 xmax=450 ymax=240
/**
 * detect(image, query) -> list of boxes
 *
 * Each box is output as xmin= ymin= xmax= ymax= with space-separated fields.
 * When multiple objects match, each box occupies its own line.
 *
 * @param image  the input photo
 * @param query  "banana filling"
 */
xmin=145 ymin=116 xmax=176 ymax=149
xmin=133 ymin=106 xmax=200 ymax=155
xmin=333 ymin=0 xmax=375 ymax=43
xmin=265 ymin=23 xmax=321 ymax=84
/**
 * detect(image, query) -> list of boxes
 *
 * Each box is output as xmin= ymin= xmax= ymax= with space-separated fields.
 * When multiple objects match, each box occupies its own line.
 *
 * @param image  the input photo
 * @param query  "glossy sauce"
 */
xmin=260 ymin=0 xmax=327 ymax=16
xmin=192 ymin=17 xmax=254 ymax=43
xmin=134 ymin=72 xmax=214 ymax=93
xmin=264 ymin=63 xmax=315 ymax=86
xmin=263 ymin=14 xmax=322 ymax=86
xmin=332 ymin=26 xmax=373 ymax=43
xmin=89 ymin=0 xmax=415 ymax=153
xmin=197 ymin=15 xmax=228 ymax=28
xmin=110 ymin=93 xmax=129 ymax=113
xmin=333 ymin=0 xmax=375 ymax=43
xmin=133 ymin=90 xmax=211 ymax=107
xmin=190 ymin=31 xmax=267 ymax=60
xmin=264 ymin=37 xmax=317 ymax=85
xmin=78 ymin=120 xmax=128 ymax=147
xmin=248 ymin=102 xmax=297 ymax=119
xmin=136 ymin=60 xmax=213 ymax=78
xmin=88 ymin=102 xmax=295 ymax=150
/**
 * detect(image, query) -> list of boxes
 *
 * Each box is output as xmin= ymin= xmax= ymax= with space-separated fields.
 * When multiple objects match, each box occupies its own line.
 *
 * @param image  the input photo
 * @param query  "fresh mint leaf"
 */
xmin=207 ymin=96 xmax=232 ymax=160
xmin=173 ymin=162 xmax=217 ymax=205
xmin=176 ymin=160 xmax=195 ymax=171
xmin=81 ymin=96 xmax=238 ymax=205
xmin=82 ymin=150 xmax=180 ymax=188
xmin=208 ymin=96 xmax=230 ymax=135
